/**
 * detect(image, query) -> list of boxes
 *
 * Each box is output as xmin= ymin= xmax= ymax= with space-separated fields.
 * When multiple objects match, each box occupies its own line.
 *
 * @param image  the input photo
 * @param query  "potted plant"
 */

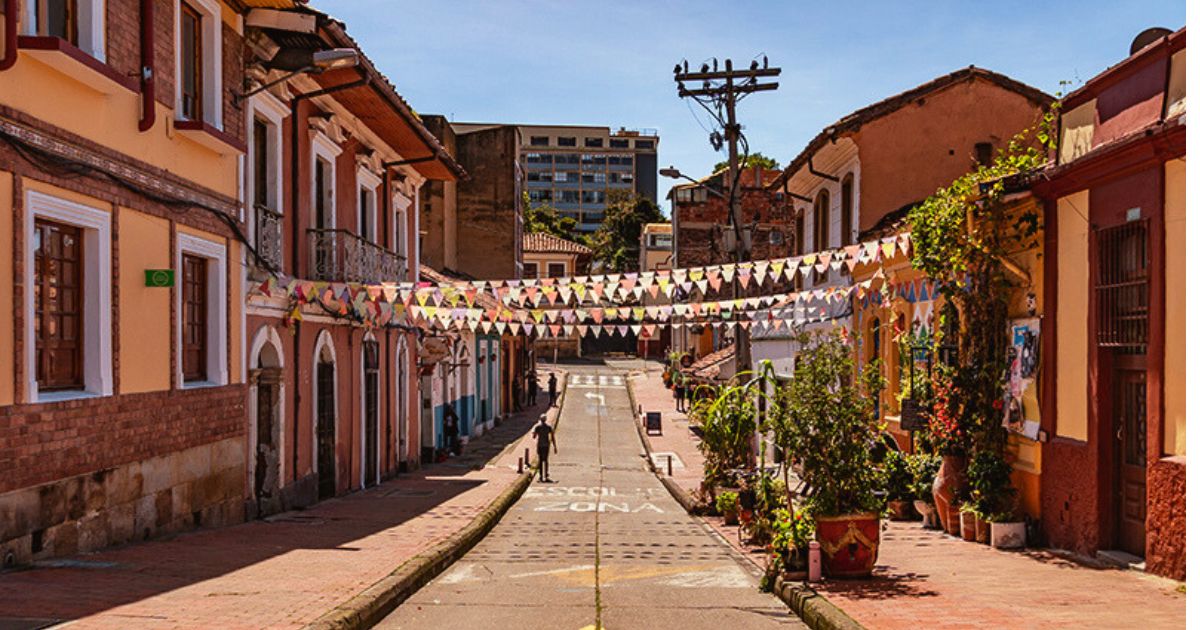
xmin=968 ymin=450 xmax=1023 ymax=549
xmin=907 ymin=453 xmax=940 ymax=529
xmin=958 ymin=501 xmax=978 ymax=541
xmin=883 ymin=450 xmax=916 ymax=520
xmin=928 ymin=366 xmax=970 ymax=534
xmin=695 ymin=382 xmax=757 ymax=505
xmin=716 ymin=491 xmax=739 ymax=526
xmin=769 ymin=506 xmax=815 ymax=580
xmin=771 ymin=332 xmax=887 ymax=578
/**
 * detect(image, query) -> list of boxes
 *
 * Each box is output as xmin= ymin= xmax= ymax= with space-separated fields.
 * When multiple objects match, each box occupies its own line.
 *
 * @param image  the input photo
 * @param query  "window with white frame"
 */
xmin=247 ymin=94 xmax=287 ymax=268
xmin=357 ymin=168 xmax=382 ymax=244
xmin=176 ymin=233 xmax=228 ymax=387
xmin=24 ymin=190 xmax=112 ymax=402
xmin=23 ymin=0 xmax=106 ymax=60
xmin=393 ymin=187 xmax=412 ymax=260
xmin=175 ymin=0 xmax=222 ymax=128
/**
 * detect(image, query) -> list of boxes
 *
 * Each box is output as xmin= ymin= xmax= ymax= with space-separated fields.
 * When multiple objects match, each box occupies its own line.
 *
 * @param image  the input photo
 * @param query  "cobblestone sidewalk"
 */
xmin=0 ymin=370 xmax=564 ymax=630
xmin=624 ymin=363 xmax=1186 ymax=630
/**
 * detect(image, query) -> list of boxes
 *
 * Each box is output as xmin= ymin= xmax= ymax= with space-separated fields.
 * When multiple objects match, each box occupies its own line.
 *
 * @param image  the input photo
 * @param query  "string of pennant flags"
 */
xmin=257 ymin=233 xmax=912 ymax=332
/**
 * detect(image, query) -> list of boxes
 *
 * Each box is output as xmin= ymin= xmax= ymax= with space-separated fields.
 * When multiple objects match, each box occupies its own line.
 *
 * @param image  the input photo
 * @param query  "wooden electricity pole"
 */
xmin=673 ymin=58 xmax=780 ymax=380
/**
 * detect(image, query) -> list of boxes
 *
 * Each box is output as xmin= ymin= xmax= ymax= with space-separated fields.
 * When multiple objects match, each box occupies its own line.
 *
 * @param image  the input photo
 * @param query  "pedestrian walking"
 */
xmin=547 ymin=373 xmax=558 ymax=407
xmin=532 ymin=414 xmax=557 ymax=482
xmin=527 ymin=370 xmax=539 ymax=407
xmin=443 ymin=406 xmax=461 ymax=456
xmin=673 ymin=372 xmax=685 ymax=412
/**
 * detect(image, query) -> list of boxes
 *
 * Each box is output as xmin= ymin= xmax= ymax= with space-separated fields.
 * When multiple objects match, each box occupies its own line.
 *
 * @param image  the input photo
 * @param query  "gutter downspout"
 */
xmin=1 ymin=0 xmax=18 ymax=72
xmin=289 ymin=76 xmax=368 ymax=483
xmin=137 ymin=0 xmax=155 ymax=131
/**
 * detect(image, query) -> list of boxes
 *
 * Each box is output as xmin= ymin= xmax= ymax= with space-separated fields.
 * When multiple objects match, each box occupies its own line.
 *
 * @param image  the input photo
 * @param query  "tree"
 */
xmin=712 ymin=152 xmax=778 ymax=173
xmin=585 ymin=191 xmax=665 ymax=273
xmin=521 ymin=192 xmax=581 ymax=243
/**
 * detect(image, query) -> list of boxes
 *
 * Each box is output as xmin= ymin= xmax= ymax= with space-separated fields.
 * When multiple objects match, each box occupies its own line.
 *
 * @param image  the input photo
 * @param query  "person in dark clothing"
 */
xmin=511 ymin=378 xmax=522 ymax=412
xmin=443 ymin=406 xmax=460 ymax=456
xmin=673 ymin=373 xmax=685 ymax=412
xmin=547 ymin=373 xmax=558 ymax=407
xmin=532 ymin=414 xmax=557 ymax=482
xmin=526 ymin=371 xmax=539 ymax=407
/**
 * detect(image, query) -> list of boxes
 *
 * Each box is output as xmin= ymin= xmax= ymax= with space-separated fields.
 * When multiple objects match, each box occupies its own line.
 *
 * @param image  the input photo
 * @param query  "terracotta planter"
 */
xmin=990 ymin=521 xmax=1026 ymax=549
xmin=959 ymin=510 xmax=977 ymax=541
xmin=723 ymin=510 xmax=738 ymax=526
xmin=932 ymin=455 xmax=966 ymax=535
xmin=976 ymin=519 xmax=991 ymax=544
xmin=814 ymin=513 xmax=880 ymax=578
xmin=945 ymin=503 xmax=961 ymax=536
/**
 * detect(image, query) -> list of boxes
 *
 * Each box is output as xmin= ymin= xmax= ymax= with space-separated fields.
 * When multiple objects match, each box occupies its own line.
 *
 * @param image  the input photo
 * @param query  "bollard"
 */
xmin=808 ymin=540 xmax=822 ymax=582
xmin=524 ymin=448 xmax=530 ymax=467
xmin=517 ymin=457 xmax=523 ymax=474
xmin=667 ymin=454 xmax=673 ymax=476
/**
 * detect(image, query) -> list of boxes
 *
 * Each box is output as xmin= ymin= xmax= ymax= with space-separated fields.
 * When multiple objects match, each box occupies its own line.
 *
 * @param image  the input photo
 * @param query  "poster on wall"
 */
xmin=1004 ymin=318 xmax=1041 ymax=440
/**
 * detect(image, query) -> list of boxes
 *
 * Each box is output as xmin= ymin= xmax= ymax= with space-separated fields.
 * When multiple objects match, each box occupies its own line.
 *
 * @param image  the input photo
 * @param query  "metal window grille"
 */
xmin=1095 ymin=219 xmax=1149 ymax=352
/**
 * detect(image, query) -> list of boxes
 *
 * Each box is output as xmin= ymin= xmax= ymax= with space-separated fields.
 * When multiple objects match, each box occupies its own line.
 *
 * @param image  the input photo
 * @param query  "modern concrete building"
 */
xmin=455 ymin=123 xmax=658 ymax=234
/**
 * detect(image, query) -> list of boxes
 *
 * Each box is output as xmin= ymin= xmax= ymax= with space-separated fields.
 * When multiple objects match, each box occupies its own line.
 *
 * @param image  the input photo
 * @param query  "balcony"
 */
xmin=307 ymin=229 xmax=405 ymax=283
xmin=254 ymin=205 xmax=284 ymax=272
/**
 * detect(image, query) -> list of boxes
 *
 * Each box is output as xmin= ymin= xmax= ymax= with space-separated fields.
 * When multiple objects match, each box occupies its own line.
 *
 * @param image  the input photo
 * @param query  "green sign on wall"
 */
xmin=144 ymin=269 xmax=174 ymax=287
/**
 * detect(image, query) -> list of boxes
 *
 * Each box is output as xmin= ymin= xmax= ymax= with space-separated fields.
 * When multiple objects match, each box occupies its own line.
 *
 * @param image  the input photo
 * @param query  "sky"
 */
xmin=309 ymin=1 xmax=1185 ymax=202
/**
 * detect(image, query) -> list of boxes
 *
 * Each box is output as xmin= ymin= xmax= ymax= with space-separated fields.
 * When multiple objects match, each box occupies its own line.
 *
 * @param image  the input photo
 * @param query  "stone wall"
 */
xmin=1146 ymin=456 xmax=1185 ymax=579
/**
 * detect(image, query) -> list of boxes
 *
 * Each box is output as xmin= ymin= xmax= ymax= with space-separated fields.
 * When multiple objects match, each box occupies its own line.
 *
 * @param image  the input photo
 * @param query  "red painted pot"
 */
xmin=814 ymin=513 xmax=880 ymax=578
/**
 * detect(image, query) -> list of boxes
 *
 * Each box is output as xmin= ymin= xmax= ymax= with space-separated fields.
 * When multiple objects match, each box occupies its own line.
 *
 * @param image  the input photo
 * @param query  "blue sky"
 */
xmin=310 ymin=1 xmax=1184 ymax=202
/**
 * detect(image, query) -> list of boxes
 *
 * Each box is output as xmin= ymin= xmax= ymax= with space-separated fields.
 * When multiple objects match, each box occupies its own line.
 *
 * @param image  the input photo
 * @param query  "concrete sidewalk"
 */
xmin=624 ymin=363 xmax=1186 ymax=630
xmin=0 ymin=370 xmax=565 ymax=630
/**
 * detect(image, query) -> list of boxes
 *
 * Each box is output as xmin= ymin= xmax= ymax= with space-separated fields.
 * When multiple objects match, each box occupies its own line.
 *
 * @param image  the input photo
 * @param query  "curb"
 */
xmin=625 ymin=373 xmax=864 ymax=630
xmin=305 ymin=469 xmax=533 ymax=630
xmin=773 ymin=577 xmax=866 ymax=630
xmin=305 ymin=376 xmax=573 ymax=630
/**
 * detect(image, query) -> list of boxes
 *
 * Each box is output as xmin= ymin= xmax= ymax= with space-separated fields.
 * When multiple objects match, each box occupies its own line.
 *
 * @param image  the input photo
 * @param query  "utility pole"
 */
xmin=673 ymin=57 xmax=780 ymax=381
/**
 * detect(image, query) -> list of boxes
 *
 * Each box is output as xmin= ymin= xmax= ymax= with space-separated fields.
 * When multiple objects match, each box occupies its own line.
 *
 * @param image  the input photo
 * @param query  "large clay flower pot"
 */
xmin=932 ymin=455 xmax=966 ymax=533
xmin=976 ymin=519 xmax=991 ymax=544
xmin=945 ymin=503 xmax=961 ymax=536
xmin=814 ymin=513 xmax=880 ymax=578
xmin=913 ymin=500 xmax=938 ymax=529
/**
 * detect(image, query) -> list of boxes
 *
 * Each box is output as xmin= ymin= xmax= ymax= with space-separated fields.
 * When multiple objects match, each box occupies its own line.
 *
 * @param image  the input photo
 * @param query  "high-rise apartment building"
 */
xmin=455 ymin=123 xmax=658 ymax=233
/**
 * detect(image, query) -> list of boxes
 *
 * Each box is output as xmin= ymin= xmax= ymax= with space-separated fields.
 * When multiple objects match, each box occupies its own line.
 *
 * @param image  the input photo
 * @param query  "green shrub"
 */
xmin=907 ymin=453 xmax=940 ymax=503
xmin=883 ymin=450 xmax=915 ymax=502
xmin=716 ymin=491 xmax=739 ymax=515
xmin=968 ymin=450 xmax=1016 ymax=520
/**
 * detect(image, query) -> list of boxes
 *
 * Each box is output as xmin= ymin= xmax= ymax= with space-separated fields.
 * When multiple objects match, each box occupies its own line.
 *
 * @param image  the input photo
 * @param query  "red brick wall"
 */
xmin=1146 ymin=457 xmax=1185 ymax=579
xmin=0 ymin=385 xmax=245 ymax=494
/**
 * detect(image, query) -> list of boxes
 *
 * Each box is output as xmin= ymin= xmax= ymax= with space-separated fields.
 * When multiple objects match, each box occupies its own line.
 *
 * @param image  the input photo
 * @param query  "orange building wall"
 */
xmin=856 ymin=80 xmax=1047 ymax=231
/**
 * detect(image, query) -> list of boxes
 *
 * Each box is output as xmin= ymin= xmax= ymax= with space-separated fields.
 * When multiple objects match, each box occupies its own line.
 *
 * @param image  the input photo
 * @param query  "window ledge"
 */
xmin=174 ymin=119 xmax=246 ymax=156
xmin=182 ymin=379 xmax=225 ymax=390
xmin=18 ymin=36 xmax=137 ymax=96
xmin=35 ymin=389 xmax=104 ymax=403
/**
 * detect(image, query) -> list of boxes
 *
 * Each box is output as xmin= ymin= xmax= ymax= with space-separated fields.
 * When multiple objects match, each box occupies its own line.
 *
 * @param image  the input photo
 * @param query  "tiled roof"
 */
xmin=684 ymin=344 xmax=736 ymax=381
xmin=419 ymin=265 xmax=499 ymax=310
xmin=773 ymin=66 xmax=1053 ymax=188
xmin=523 ymin=232 xmax=591 ymax=255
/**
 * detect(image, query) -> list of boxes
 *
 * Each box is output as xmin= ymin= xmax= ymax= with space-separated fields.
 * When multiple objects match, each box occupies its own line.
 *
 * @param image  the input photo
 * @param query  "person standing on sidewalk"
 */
xmin=673 ymin=372 xmax=685 ymax=412
xmin=547 ymin=372 xmax=558 ymax=407
xmin=526 ymin=370 xmax=539 ymax=407
xmin=532 ymin=414 xmax=557 ymax=482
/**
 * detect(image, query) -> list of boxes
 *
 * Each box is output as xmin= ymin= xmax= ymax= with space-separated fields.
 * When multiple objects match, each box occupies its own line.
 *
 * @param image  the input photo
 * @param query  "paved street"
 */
xmin=378 ymin=366 xmax=797 ymax=629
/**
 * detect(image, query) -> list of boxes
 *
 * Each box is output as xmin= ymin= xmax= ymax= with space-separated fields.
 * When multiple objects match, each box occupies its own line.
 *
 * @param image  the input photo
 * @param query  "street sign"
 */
xmin=645 ymin=411 xmax=663 ymax=435
xmin=899 ymin=398 xmax=929 ymax=431
xmin=144 ymin=269 xmax=174 ymax=287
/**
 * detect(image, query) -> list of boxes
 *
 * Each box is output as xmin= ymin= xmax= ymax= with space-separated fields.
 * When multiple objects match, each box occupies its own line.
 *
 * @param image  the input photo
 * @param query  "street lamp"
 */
xmin=659 ymin=165 xmax=728 ymax=200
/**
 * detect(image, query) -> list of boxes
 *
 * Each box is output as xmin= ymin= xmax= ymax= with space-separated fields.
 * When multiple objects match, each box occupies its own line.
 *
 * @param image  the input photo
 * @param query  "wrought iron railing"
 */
xmin=307 ymin=228 xmax=405 ymax=283
xmin=255 ymin=205 xmax=284 ymax=271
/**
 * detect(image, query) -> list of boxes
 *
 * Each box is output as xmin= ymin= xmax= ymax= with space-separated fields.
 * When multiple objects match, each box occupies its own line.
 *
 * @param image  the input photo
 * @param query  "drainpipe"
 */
xmin=0 ymin=0 xmax=18 ymax=72
xmin=289 ymin=76 xmax=368 ymax=483
xmin=137 ymin=0 xmax=156 ymax=131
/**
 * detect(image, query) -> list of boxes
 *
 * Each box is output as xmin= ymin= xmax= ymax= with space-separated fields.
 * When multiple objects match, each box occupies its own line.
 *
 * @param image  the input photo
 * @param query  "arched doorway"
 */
xmin=249 ymin=326 xmax=284 ymax=517
xmin=362 ymin=333 xmax=380 ymax=488
xmin=313 ymin=331 xmax=338 ymax=500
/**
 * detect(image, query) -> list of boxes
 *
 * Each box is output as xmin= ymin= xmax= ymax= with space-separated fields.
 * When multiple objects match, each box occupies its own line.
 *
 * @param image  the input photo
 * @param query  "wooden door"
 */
xmin=1114 ymin=367 xmax=1147 ymax=556
xmin=254 ymin=381 xmax=276 ymax=504
xmin=317 ymin=361 xmax=337 ymax=499
xmin=363 ymin=341 xmax=379 ymax=487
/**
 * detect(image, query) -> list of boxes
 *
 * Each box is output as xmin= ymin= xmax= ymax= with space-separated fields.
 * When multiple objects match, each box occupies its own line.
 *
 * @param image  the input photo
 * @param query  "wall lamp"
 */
xmin=234 ymin=48 xmax=359 ymax=105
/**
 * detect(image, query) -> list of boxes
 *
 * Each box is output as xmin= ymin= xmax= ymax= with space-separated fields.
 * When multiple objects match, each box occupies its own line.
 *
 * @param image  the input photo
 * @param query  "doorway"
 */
xmin=316 ymin=357 xmax=337 ymax=500
xmin=1096 ymin=219 xmax=1149 ymax=557
xmin=363 ymin=338 xmax=379 ymax=487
